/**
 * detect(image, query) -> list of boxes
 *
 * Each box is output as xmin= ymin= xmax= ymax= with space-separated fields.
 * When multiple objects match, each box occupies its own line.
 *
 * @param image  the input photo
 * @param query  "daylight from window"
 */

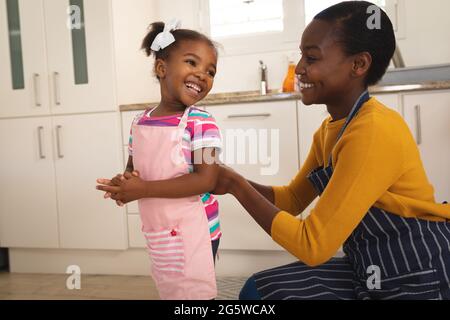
xmin=209 ymin=0 xmax=284 ymax=38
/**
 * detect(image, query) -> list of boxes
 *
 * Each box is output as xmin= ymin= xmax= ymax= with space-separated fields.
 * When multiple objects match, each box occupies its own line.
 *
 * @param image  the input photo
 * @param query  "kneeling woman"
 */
xmin=213 ymin=1 xmax=450 ymax=300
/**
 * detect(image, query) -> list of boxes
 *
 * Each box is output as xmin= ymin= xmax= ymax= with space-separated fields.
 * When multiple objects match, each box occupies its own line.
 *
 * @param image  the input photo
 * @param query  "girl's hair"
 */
xmin=141 ymin=22 xmax=218 ymax=79
xmin=314 ymin=1 xmax=396 ymax=86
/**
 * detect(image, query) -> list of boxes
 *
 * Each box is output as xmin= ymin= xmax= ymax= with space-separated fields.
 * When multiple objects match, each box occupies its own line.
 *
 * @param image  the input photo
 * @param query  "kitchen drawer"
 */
xmin=206 ymin=101 xmax=299 ymax=185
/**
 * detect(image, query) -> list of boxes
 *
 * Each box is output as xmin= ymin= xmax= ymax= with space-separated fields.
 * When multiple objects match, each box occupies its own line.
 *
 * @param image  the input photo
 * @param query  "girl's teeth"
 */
xmin=186 ymin=82 xmax=201 ymax=92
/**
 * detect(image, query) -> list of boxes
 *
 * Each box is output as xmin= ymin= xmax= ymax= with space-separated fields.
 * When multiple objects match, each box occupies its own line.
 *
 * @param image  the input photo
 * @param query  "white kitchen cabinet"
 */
xmin=0 ymin=0 xmax=115 ymax=118
xmin=0 ymin=112 xmax=128 ymax=249
xmin=0 ymin=117 xmax=59 ymax=248
xmin=205 ymin=101 xmax=299 ymax=250
xmin=402 ymin=90 xmax=450 ymax=203
xmin=0 ymin=0 xmax=50 ymax=117
xmin=53 ymin=112 xmax=127 ymax=249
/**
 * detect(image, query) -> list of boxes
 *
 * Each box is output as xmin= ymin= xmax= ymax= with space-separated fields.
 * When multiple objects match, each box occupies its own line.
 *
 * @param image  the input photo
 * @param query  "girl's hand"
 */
xmin=97 ymin=171 xmax=140 ymax=206
xmin=211 ymin=164 xmax=242 ymax=196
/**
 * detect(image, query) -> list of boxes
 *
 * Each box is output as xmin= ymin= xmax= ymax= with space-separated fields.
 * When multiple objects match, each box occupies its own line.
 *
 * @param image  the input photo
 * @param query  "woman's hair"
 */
xmin=141 ymin=22 xmax=218 ymax=79
xmin=314 ymin=1 xmax=396 ymax=86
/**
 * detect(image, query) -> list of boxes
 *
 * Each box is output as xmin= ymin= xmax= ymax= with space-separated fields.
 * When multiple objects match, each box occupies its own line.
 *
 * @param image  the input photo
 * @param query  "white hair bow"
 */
xmin=150 ymin=19 xmax=182 ymax=51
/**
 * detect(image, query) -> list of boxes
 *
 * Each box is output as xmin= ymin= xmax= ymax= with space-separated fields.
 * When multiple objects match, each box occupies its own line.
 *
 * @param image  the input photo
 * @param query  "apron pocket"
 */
xmin=145 ymin=227 xmax=185 ymax=276
xmin=366 ymin=268 xmax=441 ymax=300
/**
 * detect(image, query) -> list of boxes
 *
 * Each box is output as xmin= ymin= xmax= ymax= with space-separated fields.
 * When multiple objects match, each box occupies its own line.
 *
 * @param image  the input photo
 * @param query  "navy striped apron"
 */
xmin=253 ymin=91 xmax=450 ymax=300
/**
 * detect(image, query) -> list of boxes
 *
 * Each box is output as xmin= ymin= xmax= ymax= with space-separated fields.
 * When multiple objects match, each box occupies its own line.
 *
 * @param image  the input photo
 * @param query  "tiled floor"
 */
xmin=0 ymin=272 xmax=246 ymax=300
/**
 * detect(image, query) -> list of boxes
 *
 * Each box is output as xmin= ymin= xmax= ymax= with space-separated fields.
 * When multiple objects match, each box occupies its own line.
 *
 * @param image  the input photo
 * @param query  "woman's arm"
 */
xmin=246 ymin=180 xmax=275 ymax=204
xmin=231 ymin=176 xmax=280 ymax=235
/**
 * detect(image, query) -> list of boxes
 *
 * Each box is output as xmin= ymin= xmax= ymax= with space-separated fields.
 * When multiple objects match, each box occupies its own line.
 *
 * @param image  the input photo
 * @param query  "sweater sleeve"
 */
xmin=272 ymin=141 xmax=319 ymax=216
xmin=271 ymin=112 xmax=405 ymax=266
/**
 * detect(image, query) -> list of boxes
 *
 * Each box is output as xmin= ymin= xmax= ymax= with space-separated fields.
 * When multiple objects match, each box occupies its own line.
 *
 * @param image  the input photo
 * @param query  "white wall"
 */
xmin=144 ymin=0 xmax=450 ymax=95
xmin=111 ymin=0 xmax=160 ymax=105
xmin=397 ymin=0 xmax=450 ymax=67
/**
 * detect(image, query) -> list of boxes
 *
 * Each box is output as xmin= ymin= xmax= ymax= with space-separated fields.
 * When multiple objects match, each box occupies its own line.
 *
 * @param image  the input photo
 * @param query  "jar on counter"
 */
xmin=282 ymin=60 xmax=297 ymax=93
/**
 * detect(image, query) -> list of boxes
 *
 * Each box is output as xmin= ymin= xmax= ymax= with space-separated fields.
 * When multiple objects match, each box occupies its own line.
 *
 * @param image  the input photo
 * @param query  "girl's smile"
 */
xmin=157 ymin=40 xmax=217 ymax=112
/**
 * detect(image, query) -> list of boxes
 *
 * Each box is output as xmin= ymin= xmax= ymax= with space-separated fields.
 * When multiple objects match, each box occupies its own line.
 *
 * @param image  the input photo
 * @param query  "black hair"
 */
xmin=314 ymin=1 xmax=396 ymax=86
xmin=141 ymin=22 xmax=218 ymax=80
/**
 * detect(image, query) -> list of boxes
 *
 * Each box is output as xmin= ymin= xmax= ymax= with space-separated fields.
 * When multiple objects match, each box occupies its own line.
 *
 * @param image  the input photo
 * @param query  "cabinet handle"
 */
xmin=56 ymin=125 xmax=64 ymax=158
xmin=414 ymin=105 xmax=422 ymax=145
xmin=33 ymin=73 xmax=41 ymax=107
xmin=227 ymin=113 xmax=271 ymax=119
xmin=37 ymin=126 xmax=45 ymax=159
xmin=53 ymin=72 xmax=61 ymax=106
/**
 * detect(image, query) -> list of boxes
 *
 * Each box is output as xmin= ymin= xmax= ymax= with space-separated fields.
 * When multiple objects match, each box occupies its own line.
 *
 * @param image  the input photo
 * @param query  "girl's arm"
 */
xmin=144 ymin=148 xmax=219 ymax=198
xmin=96 ymin=148 xmax=219 ymax=203
xmin=125 ymin=155 xmax=134 ymax=173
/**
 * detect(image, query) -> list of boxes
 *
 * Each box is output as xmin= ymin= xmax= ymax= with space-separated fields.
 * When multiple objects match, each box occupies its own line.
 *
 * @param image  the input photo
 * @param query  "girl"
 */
xmin=213 ymin=1 xmax=450 ymax=300
xmin=96 ymin=20 xmax=222 ymax=300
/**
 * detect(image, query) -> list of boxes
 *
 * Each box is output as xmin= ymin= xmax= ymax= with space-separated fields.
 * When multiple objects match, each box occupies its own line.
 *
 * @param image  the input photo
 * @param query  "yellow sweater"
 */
xmin=271 ymin=97 xmax=450 ymax=266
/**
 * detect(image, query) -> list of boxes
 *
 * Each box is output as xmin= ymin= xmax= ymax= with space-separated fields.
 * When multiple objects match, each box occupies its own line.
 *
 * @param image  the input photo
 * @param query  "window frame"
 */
xmin=198 ymin=0 xmax=405 ymax=57
xmin=198 ymin=0 xmax=304 ymax=56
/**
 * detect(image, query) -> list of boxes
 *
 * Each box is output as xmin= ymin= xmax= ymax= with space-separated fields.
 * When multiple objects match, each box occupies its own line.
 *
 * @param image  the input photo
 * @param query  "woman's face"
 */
xmin=159 ymin=40 xmax=217 ymax=107
xmin=296 ymin=19 xmax=355 ymax=106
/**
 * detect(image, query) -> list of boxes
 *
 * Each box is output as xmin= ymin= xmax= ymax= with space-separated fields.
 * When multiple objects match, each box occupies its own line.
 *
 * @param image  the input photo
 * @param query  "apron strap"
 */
xmin=178 ymin=106 xmax=191 ymax=131
xmin=327 ymin=90 xmax=370 ymax=166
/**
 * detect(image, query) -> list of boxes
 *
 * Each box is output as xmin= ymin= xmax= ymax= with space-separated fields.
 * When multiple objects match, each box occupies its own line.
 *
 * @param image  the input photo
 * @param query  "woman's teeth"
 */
xmin=300 ymin=82 xmax=315 ymax=89
xmin=185 ymin=82 xmax=202 ymax=93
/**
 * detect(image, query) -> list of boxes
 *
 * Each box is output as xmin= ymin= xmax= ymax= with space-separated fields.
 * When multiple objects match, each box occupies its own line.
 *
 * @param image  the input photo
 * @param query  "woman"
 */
xmin=212 ymin=1 xmax=450 ymax=300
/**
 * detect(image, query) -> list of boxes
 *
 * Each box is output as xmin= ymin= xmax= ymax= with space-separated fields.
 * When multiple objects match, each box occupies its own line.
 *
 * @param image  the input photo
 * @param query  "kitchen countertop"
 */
xmin=119 ymin=80 xmax=450 ymax=112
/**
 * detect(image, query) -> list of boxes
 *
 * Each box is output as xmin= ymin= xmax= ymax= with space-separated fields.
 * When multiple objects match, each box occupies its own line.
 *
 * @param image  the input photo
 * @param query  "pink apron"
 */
xmin=132 ymin=106 xmax=217 ymax=300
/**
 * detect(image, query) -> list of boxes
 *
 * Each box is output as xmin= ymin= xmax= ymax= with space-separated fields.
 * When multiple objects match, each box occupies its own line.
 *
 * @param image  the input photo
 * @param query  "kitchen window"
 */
xmin=200 ymin=0 xmax=303 ymax=55
xmin=208 ymin=0 xmax=284 ymax=38
xmin=201 ymin=0 xmax=404 ymax=56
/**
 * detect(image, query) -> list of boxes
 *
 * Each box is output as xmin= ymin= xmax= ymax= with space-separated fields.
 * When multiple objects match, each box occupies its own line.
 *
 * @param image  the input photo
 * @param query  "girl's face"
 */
xmin=158 ymin=40 xmax=217 ymax=108
xmin=296 ymin=19 xmax=356 ymax=106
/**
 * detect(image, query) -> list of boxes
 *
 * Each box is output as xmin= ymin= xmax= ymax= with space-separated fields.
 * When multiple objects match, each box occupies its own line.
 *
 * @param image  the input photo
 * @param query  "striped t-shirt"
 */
xmin=128 ymin=107 xmax=222 ymax=241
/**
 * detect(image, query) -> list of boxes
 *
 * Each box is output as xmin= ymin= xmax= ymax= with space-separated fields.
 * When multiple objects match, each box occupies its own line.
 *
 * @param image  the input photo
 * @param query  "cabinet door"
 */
xmin=44 ymin=0 xmax=115 ymax=114
xmin=0 ymin=0 xmax=50 ymax=117
xmin=205 ymin=101 xmax=299 ymax=250
xmin=53 ymin=112 xmax=127 ymax=249
xmin=0 ymin=117 xmax=59 ymax=248
xmin=403 ymin=91 xmax=450 ymax=203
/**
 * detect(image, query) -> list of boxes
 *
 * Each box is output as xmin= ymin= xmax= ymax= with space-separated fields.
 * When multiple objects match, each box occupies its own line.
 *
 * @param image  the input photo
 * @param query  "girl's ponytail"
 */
xmin=141 ymin=22 xmax=165 ymax=57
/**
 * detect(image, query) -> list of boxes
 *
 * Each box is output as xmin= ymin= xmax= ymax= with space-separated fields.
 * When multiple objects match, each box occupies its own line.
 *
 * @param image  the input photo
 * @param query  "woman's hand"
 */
xmin=211 ymin=164 xmax=243 ymax=196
